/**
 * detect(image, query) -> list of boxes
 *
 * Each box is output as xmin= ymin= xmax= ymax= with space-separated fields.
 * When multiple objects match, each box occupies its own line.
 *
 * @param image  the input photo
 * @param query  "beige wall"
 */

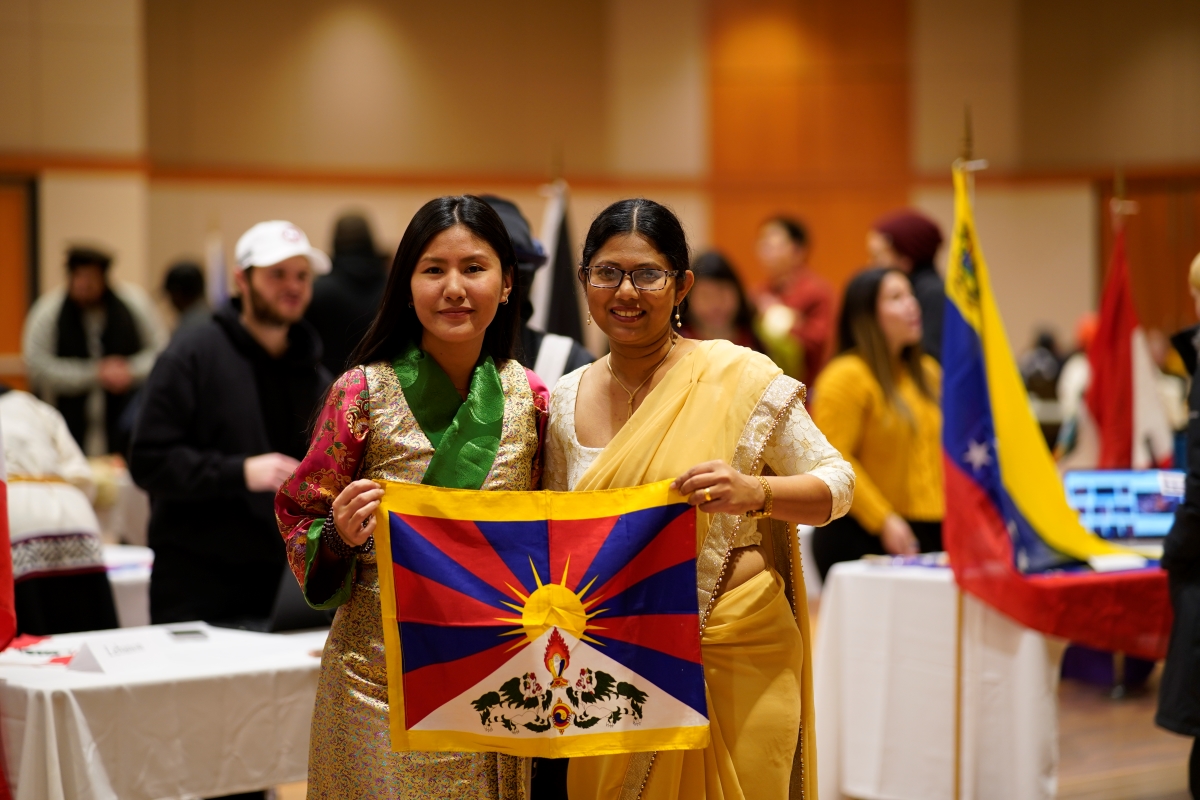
xmin=0 ymin=0 xmax=144 ymax=154
xmin=606 ymin=0 xmax=708 ymax=177
xmin=146 ymin=0 xmax=610 ymax=175
xmin=911 ymin=0 xmax=1020 ymax=173
xmin=1020 ymin=0 xmax=1200 ymax=169
xmin=912 ymin=181 xmax=1097 ymax=351
xmin=40 ymin=170 xmax=149 ymax=292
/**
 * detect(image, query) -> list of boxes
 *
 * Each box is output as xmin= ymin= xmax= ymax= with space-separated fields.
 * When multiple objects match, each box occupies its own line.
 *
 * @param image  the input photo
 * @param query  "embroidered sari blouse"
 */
xmin=276 ymin=359 xmax=546 ymax=607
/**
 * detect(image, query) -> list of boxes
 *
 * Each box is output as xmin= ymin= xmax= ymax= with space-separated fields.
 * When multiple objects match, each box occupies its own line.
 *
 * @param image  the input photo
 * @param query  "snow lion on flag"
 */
xmin=374 ymin=479 xmax=709 ymax=758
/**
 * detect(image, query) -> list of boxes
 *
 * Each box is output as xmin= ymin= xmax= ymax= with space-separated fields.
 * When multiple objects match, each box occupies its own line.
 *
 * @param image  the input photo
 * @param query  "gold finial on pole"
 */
xmin=1110 ymin=167 xmax=1138 ymax=225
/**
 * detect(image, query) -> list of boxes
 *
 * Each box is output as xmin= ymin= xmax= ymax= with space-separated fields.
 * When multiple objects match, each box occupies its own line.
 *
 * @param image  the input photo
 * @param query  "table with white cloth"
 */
xmin=815 ymin=560 xmax=1067 ymax=800
xmin=0 ymin=623 xmax=326 ymax=800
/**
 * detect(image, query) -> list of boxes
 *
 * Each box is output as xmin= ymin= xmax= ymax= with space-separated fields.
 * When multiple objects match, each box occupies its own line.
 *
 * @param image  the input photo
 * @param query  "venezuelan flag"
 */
xmin=374 ymin=479 xmax=710 ymax=757
xmin=942 ymin=164 xmax=1171 ymax=659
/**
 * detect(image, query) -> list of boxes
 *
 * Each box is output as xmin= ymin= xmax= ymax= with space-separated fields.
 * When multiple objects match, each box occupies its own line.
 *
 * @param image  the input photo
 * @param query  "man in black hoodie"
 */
xmin=131 ymin=221 xmax=332 ymax=626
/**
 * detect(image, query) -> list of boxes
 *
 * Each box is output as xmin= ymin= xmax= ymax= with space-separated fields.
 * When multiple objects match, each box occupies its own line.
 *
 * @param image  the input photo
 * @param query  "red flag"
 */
xmin=1084 ymin=227 xmax=1173 ymax=469
xmin=0 ymin=428 xmax=15 ymax=649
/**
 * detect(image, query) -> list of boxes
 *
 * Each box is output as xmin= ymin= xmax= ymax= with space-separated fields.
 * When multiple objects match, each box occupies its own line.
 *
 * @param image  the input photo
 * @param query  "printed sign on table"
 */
xmin=375 ymin=479 xmax=708 ymax=757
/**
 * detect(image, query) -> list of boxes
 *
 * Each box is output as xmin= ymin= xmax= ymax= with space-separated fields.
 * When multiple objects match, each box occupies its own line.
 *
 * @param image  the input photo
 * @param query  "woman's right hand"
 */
xmin=332 ymin=480 xmax=384 ymax=547
xmin=880 ymin=513 xmax=919 ymax=555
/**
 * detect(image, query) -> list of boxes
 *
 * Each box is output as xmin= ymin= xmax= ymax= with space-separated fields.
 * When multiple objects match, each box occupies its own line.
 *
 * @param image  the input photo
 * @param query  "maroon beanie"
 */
xmin=873 ymin=210 xmax=943 ymax=265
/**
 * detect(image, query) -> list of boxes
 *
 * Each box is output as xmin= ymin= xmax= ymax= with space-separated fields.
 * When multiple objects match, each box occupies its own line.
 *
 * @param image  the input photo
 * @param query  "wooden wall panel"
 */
xmin=709 ymin=0 xmax=910 ymax=292
xmin=1099 ymin=178 xmax=1200 ymax=336
xmin=0 ymin=182 xmax=30 ymax=390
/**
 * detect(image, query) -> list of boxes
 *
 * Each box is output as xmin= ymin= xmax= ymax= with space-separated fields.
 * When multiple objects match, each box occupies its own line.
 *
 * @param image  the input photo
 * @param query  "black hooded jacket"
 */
xmin=130 ymin=301 xmax=331 ymax=566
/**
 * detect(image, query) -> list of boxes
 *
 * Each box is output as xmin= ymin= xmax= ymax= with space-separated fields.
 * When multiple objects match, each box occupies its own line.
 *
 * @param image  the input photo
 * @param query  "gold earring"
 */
xmin=587 ymin=311 xmax=592 ymax=326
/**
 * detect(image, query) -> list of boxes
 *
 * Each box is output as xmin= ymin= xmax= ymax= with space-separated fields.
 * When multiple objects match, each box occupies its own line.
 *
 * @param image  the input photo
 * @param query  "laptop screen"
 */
xmin=1063 ymin=470 xmax=1185 ymax=540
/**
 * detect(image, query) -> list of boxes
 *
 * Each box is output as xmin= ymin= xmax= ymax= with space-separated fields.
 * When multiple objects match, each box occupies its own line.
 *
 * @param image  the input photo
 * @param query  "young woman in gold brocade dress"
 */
xmin=276 ymin=196 xmax=548 ymax=799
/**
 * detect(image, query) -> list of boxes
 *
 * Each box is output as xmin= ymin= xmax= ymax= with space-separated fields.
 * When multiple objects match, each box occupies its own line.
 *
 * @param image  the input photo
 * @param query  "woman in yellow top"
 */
xmin=811 ymin=266 xmax=944 ymax=581
xmin=545 ymin=199 xmax=854 ymax=800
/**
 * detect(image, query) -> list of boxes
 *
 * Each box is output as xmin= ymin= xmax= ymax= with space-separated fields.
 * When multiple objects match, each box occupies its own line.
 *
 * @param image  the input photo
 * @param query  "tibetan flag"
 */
xmin=374 ymin=479 xmax=709 ymax=758
xmin=942 ymin=164 xmax=1171 ymax=659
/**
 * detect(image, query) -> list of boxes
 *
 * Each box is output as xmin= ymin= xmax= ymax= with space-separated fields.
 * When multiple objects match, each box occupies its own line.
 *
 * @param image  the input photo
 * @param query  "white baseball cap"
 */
xmin=235 ymin=220 xmax=331 ymax=275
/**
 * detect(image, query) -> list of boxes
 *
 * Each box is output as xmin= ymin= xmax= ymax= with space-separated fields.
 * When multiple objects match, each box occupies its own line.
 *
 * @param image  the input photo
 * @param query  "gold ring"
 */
xmin=703 ymin=487 xmax=712 ymax=503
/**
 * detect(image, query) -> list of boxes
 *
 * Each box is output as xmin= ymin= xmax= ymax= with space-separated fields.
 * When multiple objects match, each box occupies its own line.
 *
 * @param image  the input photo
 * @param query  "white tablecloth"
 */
xmin=0 ymin=624 xmax=325 ymax=800
xmin=815 ymin=561 xmax=1066 ymax=800
xmin=102 ymin=544 xmax=153 ymax=628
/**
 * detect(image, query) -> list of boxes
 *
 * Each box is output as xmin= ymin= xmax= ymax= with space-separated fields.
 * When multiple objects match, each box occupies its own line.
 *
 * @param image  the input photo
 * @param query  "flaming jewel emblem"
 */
xmin=544 ymin=628 xmax=570 ymax=688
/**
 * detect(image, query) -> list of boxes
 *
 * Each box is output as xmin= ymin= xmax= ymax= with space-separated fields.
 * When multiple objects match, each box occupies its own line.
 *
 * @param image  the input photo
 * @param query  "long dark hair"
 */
xmin=348 ymin=195 xmax=519 ymax=367
xmin=838 ymin=267 xmax=933 ymax=420
xmin=685 ymin=250 xmax=754 ymax=331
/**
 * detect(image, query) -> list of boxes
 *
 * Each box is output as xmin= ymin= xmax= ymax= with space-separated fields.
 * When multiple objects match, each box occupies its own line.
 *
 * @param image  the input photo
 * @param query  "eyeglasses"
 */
xmin=581 ymin=265 xmax=680 ymax=291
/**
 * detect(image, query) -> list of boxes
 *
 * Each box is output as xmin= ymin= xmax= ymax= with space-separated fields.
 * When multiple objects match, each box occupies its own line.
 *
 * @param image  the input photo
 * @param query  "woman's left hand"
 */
xmin=671 ymin=460 xmax=765 ymax=516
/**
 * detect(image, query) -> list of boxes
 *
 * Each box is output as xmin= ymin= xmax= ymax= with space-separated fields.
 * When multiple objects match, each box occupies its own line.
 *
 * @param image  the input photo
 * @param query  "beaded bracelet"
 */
xmin=322 ymin=515 xmax=374 ymax=558
xmin=744 ymin=475 xmax=774 ymax=519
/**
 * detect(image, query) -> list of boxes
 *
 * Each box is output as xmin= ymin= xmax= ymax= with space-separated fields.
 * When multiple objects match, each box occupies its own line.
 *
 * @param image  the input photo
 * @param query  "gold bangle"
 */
xmin=745 ymin=476 xmax=773 ymax=518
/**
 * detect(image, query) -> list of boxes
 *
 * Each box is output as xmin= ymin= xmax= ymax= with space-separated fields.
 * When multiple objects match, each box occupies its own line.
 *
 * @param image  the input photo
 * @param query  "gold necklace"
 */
xmin=607 ymin=338 xmax=676 ymax=419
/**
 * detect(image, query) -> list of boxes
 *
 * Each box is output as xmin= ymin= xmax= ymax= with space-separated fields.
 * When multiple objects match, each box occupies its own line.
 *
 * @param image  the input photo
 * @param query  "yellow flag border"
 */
xmin=945 ymin=165 xmax=1130 ymax=561
xmin=374 ymin=479 xmax=712 ymax=757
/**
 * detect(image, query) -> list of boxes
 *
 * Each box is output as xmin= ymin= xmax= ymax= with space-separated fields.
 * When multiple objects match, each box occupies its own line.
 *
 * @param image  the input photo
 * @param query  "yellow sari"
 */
xmin=564 ymin=340 xmax=818 ymax=800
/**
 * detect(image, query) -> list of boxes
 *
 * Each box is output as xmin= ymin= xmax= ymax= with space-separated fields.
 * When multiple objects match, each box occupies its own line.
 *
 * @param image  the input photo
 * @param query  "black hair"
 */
xmin=580 ymin=198 xmax=690 ymax=275
xmin=348 ymin=195 xmax=519 ymax=368
xmin=837 ymin=267 xmax=932 ymax=417
xmin=764 ymin=216 xmax=809 ymax=248
xmin=685 ymin=250 xmax=754 ymax=331
xmin=66 ymin=246 xmax=112 ymax=273
xmin=163 ymin=261 xmax=205 ymax=303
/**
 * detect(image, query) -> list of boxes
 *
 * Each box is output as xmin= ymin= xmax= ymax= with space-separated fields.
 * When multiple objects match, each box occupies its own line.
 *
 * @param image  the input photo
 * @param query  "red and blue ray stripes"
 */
xmin=388 ymin=502 xmax=704 ymax=727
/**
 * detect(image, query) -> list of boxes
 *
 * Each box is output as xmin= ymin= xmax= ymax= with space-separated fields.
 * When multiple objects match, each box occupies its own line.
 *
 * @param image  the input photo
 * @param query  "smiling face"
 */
xmin=580 ymin=233 xmax=693 ymax=349
xmin=876 ymin=270 xmax=922 ymax=353
xmin=411 ymin=224 xmax=512 ymax=352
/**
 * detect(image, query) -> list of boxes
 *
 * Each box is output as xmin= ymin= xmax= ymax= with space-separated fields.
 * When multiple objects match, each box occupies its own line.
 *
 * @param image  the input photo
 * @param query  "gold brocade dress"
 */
xmin=276 ymin=358 xmax=543 ymax=799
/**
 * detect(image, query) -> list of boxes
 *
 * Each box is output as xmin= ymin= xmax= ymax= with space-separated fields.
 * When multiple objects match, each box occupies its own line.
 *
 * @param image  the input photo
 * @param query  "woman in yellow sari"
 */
xmin=545 ymin=199 xmax=854 ymax=800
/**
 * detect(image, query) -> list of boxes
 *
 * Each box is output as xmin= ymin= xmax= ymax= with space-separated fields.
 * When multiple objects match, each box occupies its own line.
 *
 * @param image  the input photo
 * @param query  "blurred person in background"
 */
xmin=130 ymin=221 xmax=332 ymax=629
xmin=22 ymin=246 xmax=166 ymax=456
xmin=482 ymin=195 xmax=593 ymax=389
xmin=680 ymin=251 xmax=763 ymax=351
xmin=753 ymin=216 xmax=835 ymax=384
xmin=1156 ymin=251 xmax=1200 ymax=797
xmin=868 ymin=209 xmax=945 ymax=361
xmin=305 ymin=213 xmax=389 ymax=375
xmin=163 ymin=260 xmax=209 ymax=340
xmin=1019 ymin=328 xmax=1065 ymax=400
xmin=0 ymin=384 xmax=118 ymax=635
xmin=811 ymin=267 xmax=943 ymax=580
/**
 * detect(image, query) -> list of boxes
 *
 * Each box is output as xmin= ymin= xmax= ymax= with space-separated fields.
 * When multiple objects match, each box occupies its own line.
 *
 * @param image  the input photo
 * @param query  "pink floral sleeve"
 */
xmin=275 ymin=368 xmax=371 ymax=606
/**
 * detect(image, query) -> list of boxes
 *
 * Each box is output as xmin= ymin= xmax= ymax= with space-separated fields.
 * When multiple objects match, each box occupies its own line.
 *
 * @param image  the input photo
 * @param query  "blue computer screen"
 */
xmin=1062 ymin=470 xmax=1185 ymax=540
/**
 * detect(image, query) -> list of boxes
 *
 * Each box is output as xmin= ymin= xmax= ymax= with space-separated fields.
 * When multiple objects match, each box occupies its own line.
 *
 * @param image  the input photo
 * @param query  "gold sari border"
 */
xmin=619 ymin=375 xmax=804 ymax=800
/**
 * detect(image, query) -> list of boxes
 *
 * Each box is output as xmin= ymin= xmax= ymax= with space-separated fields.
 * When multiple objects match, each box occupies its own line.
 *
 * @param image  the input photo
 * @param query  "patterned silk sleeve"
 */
xmin=761 ymin=393 xmax=855 ymax=526
xmin=275 ymin=368 xmax=372 ymax=608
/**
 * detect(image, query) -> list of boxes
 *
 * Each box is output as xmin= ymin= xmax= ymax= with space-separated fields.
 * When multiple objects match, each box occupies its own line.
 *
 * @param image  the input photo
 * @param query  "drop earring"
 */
xmin=674 ymin=306 xmax=682 ymax=329
xmin=587 ymin=311 xmax=592 ymax=326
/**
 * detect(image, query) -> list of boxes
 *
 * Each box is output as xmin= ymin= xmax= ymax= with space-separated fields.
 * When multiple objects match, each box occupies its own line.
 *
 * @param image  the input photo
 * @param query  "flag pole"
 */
xmin=951 ymin=103 xmax=985 ymax=800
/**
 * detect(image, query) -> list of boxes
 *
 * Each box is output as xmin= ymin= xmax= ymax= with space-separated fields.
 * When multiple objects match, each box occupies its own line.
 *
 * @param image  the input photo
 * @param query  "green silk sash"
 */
xmin=394 ymin=343 xmax=505 ymax=490
xmin=301 ymin=346 xmax=506 ymax=610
